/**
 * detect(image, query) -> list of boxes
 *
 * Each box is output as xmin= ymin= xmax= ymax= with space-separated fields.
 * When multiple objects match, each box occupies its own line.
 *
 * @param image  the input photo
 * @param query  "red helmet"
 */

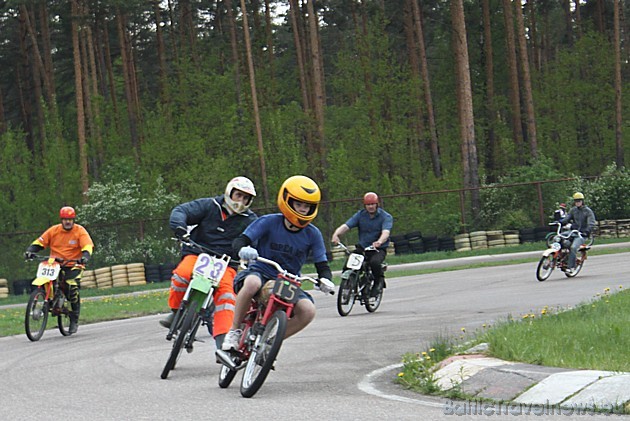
xmin=363 ymin=192 xmax=379 ymax=205
xmin=559 ymin=203 xmax=567 ymax=209
xmin=59 ymin=206 xmax=76 ymax=219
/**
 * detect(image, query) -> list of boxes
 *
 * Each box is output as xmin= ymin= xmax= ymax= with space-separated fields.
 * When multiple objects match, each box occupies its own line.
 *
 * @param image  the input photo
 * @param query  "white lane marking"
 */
xmin=358 ymin=363 xmax=443 ymax=408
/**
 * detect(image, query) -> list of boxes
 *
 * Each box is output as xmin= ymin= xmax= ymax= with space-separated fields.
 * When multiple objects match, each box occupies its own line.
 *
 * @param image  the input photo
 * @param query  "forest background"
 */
xmin=1 ymin=0 xmax=630 ymax=278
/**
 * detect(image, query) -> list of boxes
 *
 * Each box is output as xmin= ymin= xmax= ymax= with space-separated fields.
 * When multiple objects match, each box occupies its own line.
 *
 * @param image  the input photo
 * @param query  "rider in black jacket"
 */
xmin=558 ymin=192 xmax=597 ymax=273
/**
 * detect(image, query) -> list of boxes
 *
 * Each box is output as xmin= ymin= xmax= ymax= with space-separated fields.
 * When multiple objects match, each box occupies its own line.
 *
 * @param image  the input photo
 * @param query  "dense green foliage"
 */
xmin=1 ymin=1 xmax=630 ymax=281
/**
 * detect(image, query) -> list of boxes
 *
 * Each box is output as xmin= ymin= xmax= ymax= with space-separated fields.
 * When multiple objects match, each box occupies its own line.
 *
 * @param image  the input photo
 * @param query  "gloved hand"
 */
xmin=238 ymin=246 xmax=259 ymax=261
xmin=316 ymin=278 xmax=335 ymax=295
xmin=174 ymin=226 xmax=189 ymax=241
xmin=24 ymin=251 xmax=36 ymax=260
xmin=79 ymin=251 xmax=90 ymax=265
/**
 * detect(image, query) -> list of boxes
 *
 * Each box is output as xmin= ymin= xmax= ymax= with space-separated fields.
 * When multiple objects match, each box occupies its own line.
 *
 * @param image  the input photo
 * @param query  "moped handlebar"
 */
xmin=250 ymin=256 xmax=334 ymax=295
xmin=26 ymin=255 xmax=82 ymax=265
xmin=172 ymin=236 xmax=225 ymax=259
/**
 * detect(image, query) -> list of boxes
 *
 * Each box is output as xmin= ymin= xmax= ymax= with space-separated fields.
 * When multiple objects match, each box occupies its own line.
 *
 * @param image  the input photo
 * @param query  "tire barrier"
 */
xmin=0 ymin=279 xmax=8 ymax=299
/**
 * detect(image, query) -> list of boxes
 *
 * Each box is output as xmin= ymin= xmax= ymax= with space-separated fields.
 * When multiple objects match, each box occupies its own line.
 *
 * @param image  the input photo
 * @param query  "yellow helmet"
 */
xmin=572 ymin=192 xmax=585 ymax=200
xmin=277 ymin=175 xmax=321 ymax=228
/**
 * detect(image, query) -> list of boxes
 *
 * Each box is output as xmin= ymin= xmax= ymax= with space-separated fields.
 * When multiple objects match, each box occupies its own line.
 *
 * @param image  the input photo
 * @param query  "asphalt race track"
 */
xmin=2 ymin=252 xmax=629 ymax=421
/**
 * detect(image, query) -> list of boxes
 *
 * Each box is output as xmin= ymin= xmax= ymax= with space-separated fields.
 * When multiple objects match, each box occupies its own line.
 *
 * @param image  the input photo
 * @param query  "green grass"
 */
xmin=0 ymin=289 xmax=170 ymax=337
xmin=397 ymin=287 xmax=630 ymax=397
xmin=479 ymin=286 xmax=630 ymax=372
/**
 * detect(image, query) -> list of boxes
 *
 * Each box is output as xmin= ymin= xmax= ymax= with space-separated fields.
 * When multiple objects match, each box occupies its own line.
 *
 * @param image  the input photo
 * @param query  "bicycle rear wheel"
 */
xmin=25 ymin=289 xmax=49 ymax=342
xmin=161 ymin=301 xmax=197 ymax=379
xmin=240 ymin=310 xmax=287 ymax=398
xmin=365 ymin=278 xmax=383 ymax=313
xmin=337 ymin=272 xmax=357 ymax=316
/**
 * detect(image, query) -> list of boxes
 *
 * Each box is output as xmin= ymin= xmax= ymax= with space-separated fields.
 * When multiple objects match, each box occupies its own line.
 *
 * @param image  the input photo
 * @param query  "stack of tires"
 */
xmin=95 ymin=267 xmax=113 ymax=289
xmin=159 ymin=263 xmax=177 ymax=283
xmin=423 ymin=235 xmax=439 ymax=252
xmin=469 ymin=231 xmax=488 ymax=250
xmin=11 ymin=279 xmax=31 ymax=295
xmin=406 ymin=232 xmax=424 ymax=254
xmin=144 ymin=264 xmax=161 ymax=283
xmin=390 ymin=234 xmax=410 ymax=255
xmin=0 ymin=279 xmax=8 ymax=299
xmin=486 ymin=230 xmax=505 ymax=248
xmin=518 ymin=228 xmax=536 ymax=243
xmin=438 ymin=236 xmax=456 ymax=251
xmin=454 ymin=233 xmax=471 ymax=251
xmin=598 ymin=220 xmax=617 ymax=238
xmin=126 ymin=263 xmax=147 ymax=286
xmin=616 ymin=219 xmax=630 ymax=237
xmin=535 ymin=226 xmax=550 ymax=242
xmin=503 ymin=230 xmax=520 ymax=246
xmin=82 ymin=270 xmax=97 ymax=289
xmin=111 ymin=264 xmax=129 ymax=288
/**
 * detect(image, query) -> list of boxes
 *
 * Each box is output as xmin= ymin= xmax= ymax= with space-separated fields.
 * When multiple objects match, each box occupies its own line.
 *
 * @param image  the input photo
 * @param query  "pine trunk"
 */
xmin=515 ymin=0 xmax=538 ymax=158
xmin=71 ymin=0 xmax=89 ymax=198
xmin=451 ymin=0 xmax=480 ymax=217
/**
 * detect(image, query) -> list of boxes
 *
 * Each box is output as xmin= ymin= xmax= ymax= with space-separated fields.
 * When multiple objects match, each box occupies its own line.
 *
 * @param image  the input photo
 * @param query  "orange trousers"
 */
xmin=167 ymin=254 xmax=237 ymax=338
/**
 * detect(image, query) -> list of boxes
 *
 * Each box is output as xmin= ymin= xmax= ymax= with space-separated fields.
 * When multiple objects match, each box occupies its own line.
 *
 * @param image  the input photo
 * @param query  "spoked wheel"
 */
xmin=536 ymin=255 xmax=555 ymax=282
xmin=365 ymin=278 xmax=383 ymax=313
xmin=565 ymin=252 xmax=585 ymax=278
xmin=161 ymin=301 xmax=197 ymax=379
xmin=57 ymin=298 xmax=72 ymax=336
xmin=25 ymin=289 xmax=49 ymax=342
xmin=218 ymin=364 xmax=238 ymax=388
xmin=240 ymin=310 xmax=287 ymax=398
xmin=545 ymin=232 xmax=555 ymax=248
xmin=337 ymin=272 xmax=357 ymax=316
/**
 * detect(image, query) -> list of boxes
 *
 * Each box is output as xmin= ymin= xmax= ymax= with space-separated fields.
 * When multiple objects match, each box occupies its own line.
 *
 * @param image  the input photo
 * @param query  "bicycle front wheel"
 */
xmin=58 ymin=296 xmax=72 ymax=336
xmin=337 ymin=272 xmax=357 ymax=316
xmin=161 ymin=300 xmax=197 ymax=379
xmin=240 ymin=310 xmax=287 ymax=398
xmin=218 ymin=364 xmax=237 ymax=389
xmin=536 ymin=255 xmax=555 ymax=282
xmin=25 ymin=288 xmax=49 ymax=342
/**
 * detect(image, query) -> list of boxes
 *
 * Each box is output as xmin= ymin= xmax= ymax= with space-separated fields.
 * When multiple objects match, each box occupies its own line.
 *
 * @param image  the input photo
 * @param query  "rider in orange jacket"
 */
xmin=25 ymin=206 xmax=94 ymax=334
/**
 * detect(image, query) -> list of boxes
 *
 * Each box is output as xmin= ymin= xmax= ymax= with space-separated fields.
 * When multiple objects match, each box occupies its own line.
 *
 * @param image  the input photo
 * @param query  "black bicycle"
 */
xmin=334 ymin=242 xmax=386 ymax=316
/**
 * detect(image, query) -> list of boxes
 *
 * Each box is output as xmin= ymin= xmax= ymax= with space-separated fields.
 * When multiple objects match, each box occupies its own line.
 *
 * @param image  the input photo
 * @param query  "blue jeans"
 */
xmin=568 ymin=235 xmax=586 ymax=269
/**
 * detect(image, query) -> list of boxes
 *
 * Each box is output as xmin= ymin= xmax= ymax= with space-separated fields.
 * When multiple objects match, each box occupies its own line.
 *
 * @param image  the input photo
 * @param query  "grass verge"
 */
xmin=397 ymin=287 xmax=630 ymax=394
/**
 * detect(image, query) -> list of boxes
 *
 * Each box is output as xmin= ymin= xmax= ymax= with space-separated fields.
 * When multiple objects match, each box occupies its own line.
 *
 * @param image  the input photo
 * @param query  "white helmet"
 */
xmin=224 ymin=176 xmax=256 ymax=214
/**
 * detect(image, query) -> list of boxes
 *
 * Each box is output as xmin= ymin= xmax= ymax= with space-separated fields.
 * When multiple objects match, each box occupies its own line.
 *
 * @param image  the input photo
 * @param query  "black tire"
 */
xmin=337 ymin=272 xmax=357 ymax=316
xmin=25 ymin=288 xmax=49 ymax=342
xmin=565 ymin=251 xmax=585 ymax=278
xmin=57 ymin=295 xmax=72 ymax=336
xmin=545 ymin=232 xmax=555 ymax=248
xmin=240 ymin=310 xmax=287 ymax=398
xmin=536 ymin=255 xmax=555 ymax=282
xmin=218 ymin=364 xmax=238 ymax=389
xmin=161 ymin=301 xmax=197 ymax=379
xmin=365 ymin=278 xmax=383 ymax=313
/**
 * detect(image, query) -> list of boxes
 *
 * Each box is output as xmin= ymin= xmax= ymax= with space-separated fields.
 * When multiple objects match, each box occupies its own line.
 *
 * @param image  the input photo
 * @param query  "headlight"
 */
xmin=553 ymin=235 xmax=561 ymax=243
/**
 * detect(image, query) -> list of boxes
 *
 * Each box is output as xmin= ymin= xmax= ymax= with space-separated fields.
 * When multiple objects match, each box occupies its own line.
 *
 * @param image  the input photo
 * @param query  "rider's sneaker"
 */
xmin=69 ymin=319 xmax=78 ymax=334
xmin=565 ymin=267 xmax=575 ymax=275
xmin=159 ymin=310 xmax=176 ymax=328
xmin=222 ymin=329 xmax=242 ymax=351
